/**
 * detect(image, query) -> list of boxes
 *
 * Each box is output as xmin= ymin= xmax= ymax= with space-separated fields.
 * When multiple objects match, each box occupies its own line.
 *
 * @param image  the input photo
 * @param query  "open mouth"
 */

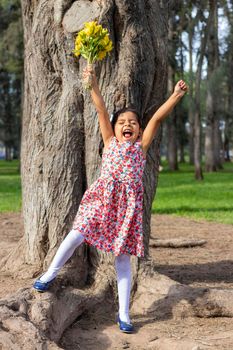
xmin=123 ymin=130 xmax=133 ymax=139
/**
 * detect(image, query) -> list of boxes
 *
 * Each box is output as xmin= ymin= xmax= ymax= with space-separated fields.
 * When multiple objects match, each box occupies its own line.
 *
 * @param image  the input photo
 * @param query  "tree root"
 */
xmin=0 ymin=266 xmax=115 ymax=349
xmin=150 ymin=237 xmax=207 ymax=248
xmin=132 ymin=260 xmax=233 ymax=319
xmin=147 ymin=337 xmax=201 ymax=350
xmin=1 ymin=259 xmax=233 ymax=349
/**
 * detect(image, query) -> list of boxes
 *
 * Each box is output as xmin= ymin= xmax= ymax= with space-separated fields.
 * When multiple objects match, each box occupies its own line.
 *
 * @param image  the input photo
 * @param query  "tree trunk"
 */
xmin=193 ymin=3 xmax=213 ymax=180
xmin=224 ymin=142 xmax=231 ymax=162
xmin=224 ymin=126 xmax=231 ymax=162
xmin=16 ymin=0 xmax=168 ymax=272
xmin=213 ymin=118 xmax=223 ymax=168
xmin=205 ymin=0 xmax=222 ymax=172
xmin=188 ymin=15 xmax=195 ymax=165
xmin=166 ymin=13 xmax=178 ymax=171
xmin=179 ymin=139 xmax=185 ymax=163
xmin=224 ymin=1 xmax=233 ymax=162
xmin=0 ymin=72 xmax=14 ymax=162
xmin=5 ymin=145 xmax=13 ymax=161
xmin=205 ymin=94 xmax=216 ymax=171
xmin=177 ymin=28 xmax=187 ymax=164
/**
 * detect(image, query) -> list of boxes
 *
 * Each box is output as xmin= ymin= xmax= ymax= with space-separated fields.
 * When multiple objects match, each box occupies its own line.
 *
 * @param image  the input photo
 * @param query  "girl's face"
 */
xmin=114 ymin=112 xmax=141 ymax=143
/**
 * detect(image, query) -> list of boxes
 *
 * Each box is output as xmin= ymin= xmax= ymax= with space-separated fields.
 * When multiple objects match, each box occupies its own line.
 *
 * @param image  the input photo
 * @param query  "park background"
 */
xmin=0 ymin=1 xmax=233 ymax=349
xmin=0 ymin=0 xmax=233 ymax=224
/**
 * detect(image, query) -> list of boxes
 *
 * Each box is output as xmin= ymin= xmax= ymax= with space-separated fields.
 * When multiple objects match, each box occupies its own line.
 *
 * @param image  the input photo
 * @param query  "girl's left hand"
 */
xmin=174 ymin=80 xmax=188 ymax=97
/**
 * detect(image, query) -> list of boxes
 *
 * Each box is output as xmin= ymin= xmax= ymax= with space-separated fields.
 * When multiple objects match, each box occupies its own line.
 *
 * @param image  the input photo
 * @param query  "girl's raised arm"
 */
xmin=141 ymin=80 xmax=188 ymax=154
xmin=84 ymin=67 xmax=114 ymax=146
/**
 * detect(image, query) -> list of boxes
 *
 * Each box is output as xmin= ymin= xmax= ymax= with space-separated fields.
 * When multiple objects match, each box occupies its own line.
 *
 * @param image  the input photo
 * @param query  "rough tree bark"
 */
xmin=224 ymin=1 xmax=233 ymax=162
xmin=188 ymin=15 xmax=195 ymax=165
xmin=205 ymin=0 xmax=222 ymax=172
xmin=193 ymin=4 xmax=213 ymax=180
xmin=166 ymin=10 xmax=178 ymax=171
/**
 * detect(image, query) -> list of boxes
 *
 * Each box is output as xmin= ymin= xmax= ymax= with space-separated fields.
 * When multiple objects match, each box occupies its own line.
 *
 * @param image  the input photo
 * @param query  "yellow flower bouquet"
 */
xmin=74 ymin=21 xmax=113 ymax=88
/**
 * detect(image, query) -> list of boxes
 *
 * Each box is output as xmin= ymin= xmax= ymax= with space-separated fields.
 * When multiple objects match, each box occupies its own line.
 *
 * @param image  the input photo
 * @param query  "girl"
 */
xmin=33 ymin=68 xmax=188 ymax=333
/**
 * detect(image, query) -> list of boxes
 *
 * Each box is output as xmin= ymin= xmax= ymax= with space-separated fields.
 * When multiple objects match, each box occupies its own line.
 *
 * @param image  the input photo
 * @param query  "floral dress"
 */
xmin=72 ymin=136 xmax=146 ymax=257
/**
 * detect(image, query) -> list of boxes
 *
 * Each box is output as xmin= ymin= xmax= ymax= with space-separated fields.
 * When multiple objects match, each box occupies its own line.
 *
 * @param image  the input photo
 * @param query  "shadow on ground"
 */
xmin=155 ymin=260 xmax=233 ymax=285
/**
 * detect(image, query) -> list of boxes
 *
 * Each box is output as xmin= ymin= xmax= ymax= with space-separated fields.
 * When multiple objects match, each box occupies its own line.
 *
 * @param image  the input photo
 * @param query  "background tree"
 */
xmin=186 ymin=0 xmax=200 ymax=165
xmin=223 ymin=0 xmax=233 ymax=161
xmin=166 ymin=4 xmax=180 ymax=171
xmin=205 ymin=0 xmax=222 ymax=171
xmin=165 ymin=1 xmax=189 ymax=168
xmin=160 ymin=0 xmax=233 ymax=174
xmin=0 ymin=0 xmax=23 ymax=160
xmin=192 ymin=1 xmax=214 ymax=180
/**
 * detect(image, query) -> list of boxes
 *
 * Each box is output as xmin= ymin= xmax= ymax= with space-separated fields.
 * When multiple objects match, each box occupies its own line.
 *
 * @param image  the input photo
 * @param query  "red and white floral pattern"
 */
xmin=72 ymin=137 xmax=146 ymax=257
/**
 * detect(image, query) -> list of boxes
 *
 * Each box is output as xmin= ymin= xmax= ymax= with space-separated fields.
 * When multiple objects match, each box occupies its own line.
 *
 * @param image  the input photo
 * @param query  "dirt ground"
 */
xmin=1 ymin=212 xmax=233 ymax=349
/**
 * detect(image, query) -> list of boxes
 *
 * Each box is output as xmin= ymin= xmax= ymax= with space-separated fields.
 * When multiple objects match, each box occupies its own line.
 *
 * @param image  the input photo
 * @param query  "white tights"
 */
xmin=39 ymin=229 xmax=132 ymax=323
xmin=40 ymin=229 xmax=84 ymax=283
xmin=115 ymin=254 xmax=131 ymax=323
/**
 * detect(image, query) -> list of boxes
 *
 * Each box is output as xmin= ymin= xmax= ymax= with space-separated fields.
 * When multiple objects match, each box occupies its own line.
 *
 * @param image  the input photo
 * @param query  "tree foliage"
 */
xmin=162 ymin=0 xmax=233 ymax=175
xmin=1 ymin=0 xmax=233 ymax=165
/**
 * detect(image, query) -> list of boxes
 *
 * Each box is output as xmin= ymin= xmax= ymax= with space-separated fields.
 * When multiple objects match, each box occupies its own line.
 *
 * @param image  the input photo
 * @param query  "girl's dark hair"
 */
xmin=99 ymin=106 xmax=141 ymax=157
xmin=110 ymin=106 xmax=141 ymax=129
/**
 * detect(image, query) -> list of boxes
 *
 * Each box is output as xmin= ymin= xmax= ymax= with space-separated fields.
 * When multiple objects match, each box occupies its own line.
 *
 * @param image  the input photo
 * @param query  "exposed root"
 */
xmin=132 ymin=260 xmax=233 ymax=320
xmin=150 ymin=237 xmax=207 ymax=248
xmin=1 ymin=258 xmax=233 ymax=349
xmin=147 ymin=337 xmax=201 ymax=350
xmin=0 ymin=265 xmax=115 ymax=349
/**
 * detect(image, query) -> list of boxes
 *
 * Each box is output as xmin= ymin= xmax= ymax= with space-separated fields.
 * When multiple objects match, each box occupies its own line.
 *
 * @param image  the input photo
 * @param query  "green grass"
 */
xmin=152 ymin=161 xmax=233 ymax=225
xmin=0 ymin=160 xmax=21 ymax=212
xmin=1 ymin=159 xmax=233 ymax=225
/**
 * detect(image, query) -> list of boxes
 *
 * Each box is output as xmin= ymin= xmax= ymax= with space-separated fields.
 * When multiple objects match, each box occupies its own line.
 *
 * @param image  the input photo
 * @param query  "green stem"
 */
xmin=88 ymin=52 xmax=93 ymax=64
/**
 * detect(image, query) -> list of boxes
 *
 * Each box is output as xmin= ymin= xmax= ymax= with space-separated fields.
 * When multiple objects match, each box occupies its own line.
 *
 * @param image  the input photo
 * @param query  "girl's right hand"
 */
xmin=82 ymin=65 xmax=97 ymax=89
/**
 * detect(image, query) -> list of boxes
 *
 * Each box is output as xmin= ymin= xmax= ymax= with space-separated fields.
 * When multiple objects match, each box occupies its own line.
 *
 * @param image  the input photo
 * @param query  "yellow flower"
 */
xmin=75 ymin=36 xmax=82 ymax=47
xmin=85 ymin=21 xmax=95 ymax=29
xmin=97 ymin=51 xmax=107 ymax=60
xmin=102 ymin=28 xmax=108 ymax=35
xmin=100 ymin=36 xmax=110 ymax=47
xmin=94 ymin=24 xmax=102 ymax=35
xmin=84 ymin=22 xmax=94 ymax=36
xmin=75 ymin=42 xmax=81 ymax=50
xmin=83 ymin=21 xmax=101 ymax=36
xmin=105 ymin=41 xmax=113 ymax=52
xmin=73 ymin=21 xmax=113 ymax=63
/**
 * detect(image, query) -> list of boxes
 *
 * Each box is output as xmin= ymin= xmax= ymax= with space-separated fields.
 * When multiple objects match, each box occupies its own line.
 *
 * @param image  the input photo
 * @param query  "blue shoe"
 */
xmin=117 ymin=316 xmax=134 ymax=333
xmin=33 ymin=278 xmax=55 ymax=292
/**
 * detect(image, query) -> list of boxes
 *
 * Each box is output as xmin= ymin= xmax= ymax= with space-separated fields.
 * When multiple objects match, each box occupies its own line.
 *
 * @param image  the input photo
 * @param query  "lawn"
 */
xmin=0 ymin=160 xmax=21 ymax=212
xmin=0 ymin=159 xmax=233 ymax=225
xmin=153 ymin=161 xmax=233 ymax=225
